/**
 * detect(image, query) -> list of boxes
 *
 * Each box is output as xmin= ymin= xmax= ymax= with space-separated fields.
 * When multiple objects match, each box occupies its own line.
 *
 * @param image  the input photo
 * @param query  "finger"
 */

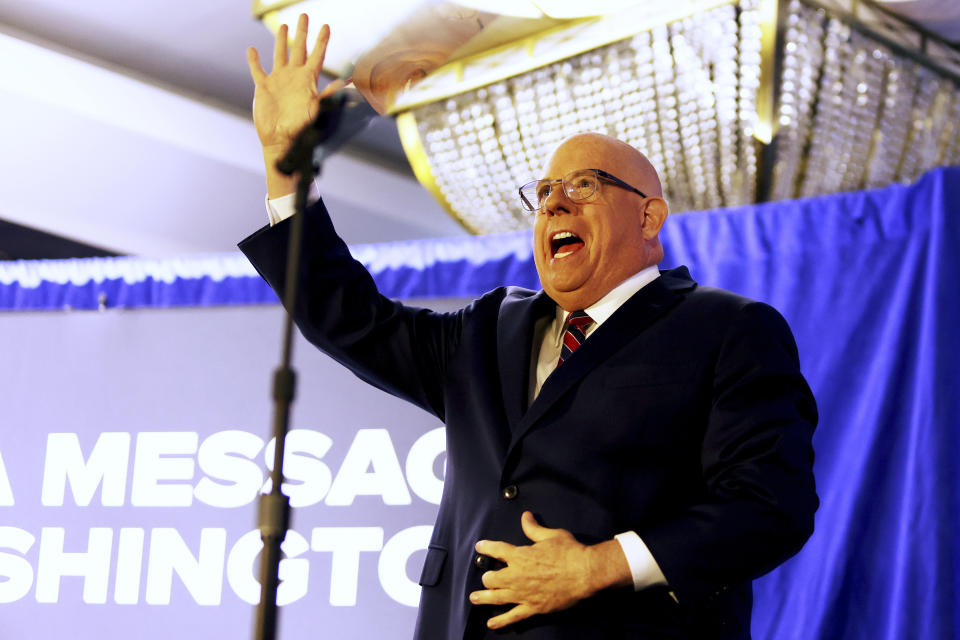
xmin=481 ymin=569 xmax=509 ymax=589
xmin=290 ymin=13 xmax=309 ymax=65
xmin=520 ymin=511 xmax=557 ymax=543
xmin=488 ymin=604 xmax=535 ymax=630
xmin=476 ymin=539 xmax=516 ymax=561
xmin=306 ymin=23 xmax=330 ymax=73
xmin=273 ymin=23 xmax=289 ymax=69
xmin=469 ymin=588 xmax=517 ymax=606
xmin=318 ymin=77 xmax=345 ymax=100
xmin=246 ymin=47 xmax=267 ymax=84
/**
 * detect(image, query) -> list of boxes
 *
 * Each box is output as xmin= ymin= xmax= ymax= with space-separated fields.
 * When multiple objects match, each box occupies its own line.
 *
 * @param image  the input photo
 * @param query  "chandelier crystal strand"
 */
xmin=799 ymin=18 xmax=847 ymax=198
xmin=931 ymin=89 xmax=958 ymax=166
xmin=490 ymin=81 xmax=525 ymax=186
xmin=633 ymin=34 xmax=671 ymax=199
xmin=714 ymin=6 xmax=742 ymax=206
xmin=855 ymin=46 xmax=890 ymax=191
xmin=943 ymin=96 xmax=960 ymax=165
xmin=771 ymin=0 xmax=825 ymax=200
xmin=825 ymin=22 xmax=860 ymax=194
xmin=700 ymin=7 xmax=729 ymax=210
xmin=652 ymin=23 xmax=690 ymax=212
xmin=434 ymin=99 xmax=463 ymax=226
xmin=737 ymin=0 xmax=763 ymax=206
xmin=922 ymin=76 xmax=952 ymax=175
xmin=902 ymin=71 xmax=951 ymax=184
xmin=510 ymin=73 xmax=540 ymax=179
xmin=471 ymin=90 xmax=515 ymax=229
xmin=670 ymin=23 xmax=700 ymax=210
xmin=863 ymin=57 xmax=911 ymax=189
xmin=839 ymin=33 xmax=886 ymax=192
xmin=613 ymin=39 xmax=636 ymax=143
xmin=677 ymin=11 xmax=723 ymax=211
xmin=444 ymin=97 xmax=479 ymax=231
xmin=884 ymin=62 xmax=920 ymax=185
xmin=619 ymin=32 xmax=672 ymax=202
xmin=484 ymin=82 xmax=522 ymax=222
xmin=531 ymin=66 xmax=555 ymax=163
xmin=599 ymin=44 xmax=630 ymax=154
xmin=898 ymin=68 xmax=938 ymax=184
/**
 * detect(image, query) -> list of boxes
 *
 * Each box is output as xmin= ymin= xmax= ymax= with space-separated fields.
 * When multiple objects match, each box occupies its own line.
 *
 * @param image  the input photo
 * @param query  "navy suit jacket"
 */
xmin=239 ymin=200 xmax=818 ymax=639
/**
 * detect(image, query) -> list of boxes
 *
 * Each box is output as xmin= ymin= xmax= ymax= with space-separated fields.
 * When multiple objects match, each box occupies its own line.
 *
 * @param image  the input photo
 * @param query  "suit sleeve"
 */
xmin=238 ymin=199 xmax=462 ymax=420
xmin=637 ymin=301 xmax=818 ymax=605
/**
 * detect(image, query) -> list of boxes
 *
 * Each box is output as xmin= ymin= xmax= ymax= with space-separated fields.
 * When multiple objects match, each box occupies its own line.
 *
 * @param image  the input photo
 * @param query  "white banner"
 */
xmin=0 ymin=302 xmax=461 ymax=639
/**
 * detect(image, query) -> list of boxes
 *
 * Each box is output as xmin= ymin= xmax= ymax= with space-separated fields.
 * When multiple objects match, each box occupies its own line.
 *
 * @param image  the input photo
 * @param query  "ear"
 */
xmin=641 ymin=197 xmax=668 ymax=239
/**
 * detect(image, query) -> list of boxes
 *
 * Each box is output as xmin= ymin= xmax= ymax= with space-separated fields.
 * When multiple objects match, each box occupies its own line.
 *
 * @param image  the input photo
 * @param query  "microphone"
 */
xmin=276 ymin=85 xmax=378 ymax=177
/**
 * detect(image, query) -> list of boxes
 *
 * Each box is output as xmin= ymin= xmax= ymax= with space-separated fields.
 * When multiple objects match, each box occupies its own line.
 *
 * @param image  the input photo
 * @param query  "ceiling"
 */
xmin=0 ymin=0 xmax=956 ymax=260
xmin=0 ymin=0 xmax=467 ymax=260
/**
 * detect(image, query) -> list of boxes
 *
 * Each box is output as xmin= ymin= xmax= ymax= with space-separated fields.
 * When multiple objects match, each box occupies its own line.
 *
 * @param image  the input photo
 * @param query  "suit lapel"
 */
xmin=496 ymin=289 xmax=555 ymax=430
xmin=505 ymin=268 xmax=696 ymax=453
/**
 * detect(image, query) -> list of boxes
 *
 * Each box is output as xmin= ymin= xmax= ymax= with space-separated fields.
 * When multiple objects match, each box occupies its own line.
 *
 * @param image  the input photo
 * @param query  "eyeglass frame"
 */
xmin=518 ymin=168 xmax=649 ymax=213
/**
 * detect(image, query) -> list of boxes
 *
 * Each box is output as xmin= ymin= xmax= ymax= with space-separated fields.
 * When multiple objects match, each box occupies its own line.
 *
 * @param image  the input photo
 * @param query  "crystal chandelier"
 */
xmin=387 ymin=0 xmax=960 ymax=233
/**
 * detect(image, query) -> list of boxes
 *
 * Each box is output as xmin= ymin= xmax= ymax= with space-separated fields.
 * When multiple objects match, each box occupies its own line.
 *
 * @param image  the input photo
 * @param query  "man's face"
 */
xmin=532 ymin=137 xmax=652 ymax=311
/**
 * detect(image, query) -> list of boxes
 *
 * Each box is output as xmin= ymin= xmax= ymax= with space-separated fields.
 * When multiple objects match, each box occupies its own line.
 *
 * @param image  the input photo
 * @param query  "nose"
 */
xmin=543 ymin=182 xmax=571 ymax=216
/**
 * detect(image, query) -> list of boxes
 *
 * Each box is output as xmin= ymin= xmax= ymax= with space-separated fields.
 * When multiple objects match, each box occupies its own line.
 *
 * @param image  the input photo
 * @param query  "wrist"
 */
xmin=585 ymin=540 xmax=634 ymax=595
xmin=262 ymin=142 xmax=291 ymax=160
xmin=263 ymin=143 xmax=298 ymax=200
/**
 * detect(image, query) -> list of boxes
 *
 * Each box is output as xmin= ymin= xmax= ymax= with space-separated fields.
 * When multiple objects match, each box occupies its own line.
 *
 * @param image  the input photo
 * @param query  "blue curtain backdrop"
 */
xmin=2 ymin=167 xmax=957 ymax=639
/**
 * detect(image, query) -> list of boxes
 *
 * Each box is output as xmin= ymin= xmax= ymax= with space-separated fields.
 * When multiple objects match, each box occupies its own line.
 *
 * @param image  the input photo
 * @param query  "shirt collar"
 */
xmin=552 ymin=264 xmax=662 ymax=333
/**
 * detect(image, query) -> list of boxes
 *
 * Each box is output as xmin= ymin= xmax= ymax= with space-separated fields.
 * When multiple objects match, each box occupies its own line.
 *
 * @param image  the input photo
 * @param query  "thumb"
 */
xmin=520 ymin=511 xmax=556 ymax=542
xmin=318 ymin=77 xmax=346 ymax=100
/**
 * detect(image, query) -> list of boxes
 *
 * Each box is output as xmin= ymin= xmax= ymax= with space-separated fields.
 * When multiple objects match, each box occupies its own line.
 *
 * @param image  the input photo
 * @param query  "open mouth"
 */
xmin=551 ymin=231 xmax=585 ymax=260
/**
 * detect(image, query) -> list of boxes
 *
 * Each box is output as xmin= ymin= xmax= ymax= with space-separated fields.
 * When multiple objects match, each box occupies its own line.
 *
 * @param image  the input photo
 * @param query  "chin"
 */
xmin=545 ymin=289 xmax=590 ymax=312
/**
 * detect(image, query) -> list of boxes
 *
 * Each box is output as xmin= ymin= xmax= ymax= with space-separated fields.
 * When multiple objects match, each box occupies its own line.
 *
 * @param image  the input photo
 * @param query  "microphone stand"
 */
xmin=253 ymin=90 xmax=376 ymax=640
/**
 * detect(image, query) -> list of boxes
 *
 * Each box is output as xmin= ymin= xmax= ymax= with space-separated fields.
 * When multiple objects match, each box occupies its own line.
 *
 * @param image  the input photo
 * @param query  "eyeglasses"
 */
xmin=518 ymin=168 xmax=648 ymax=213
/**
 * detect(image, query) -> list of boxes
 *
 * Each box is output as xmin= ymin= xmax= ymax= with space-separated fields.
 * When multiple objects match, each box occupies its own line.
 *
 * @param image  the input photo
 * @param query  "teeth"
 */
xmin=550 ymin=230 xmax=582 ymax=260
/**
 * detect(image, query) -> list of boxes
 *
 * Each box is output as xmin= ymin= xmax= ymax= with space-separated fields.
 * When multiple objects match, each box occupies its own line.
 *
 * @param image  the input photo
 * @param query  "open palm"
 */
xmin=246 ymin=15 xmax=342 ymax=152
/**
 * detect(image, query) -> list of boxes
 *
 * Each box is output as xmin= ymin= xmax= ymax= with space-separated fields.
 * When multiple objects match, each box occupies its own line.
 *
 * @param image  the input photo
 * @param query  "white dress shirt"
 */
xmin=267 ymin=194 xmax=669 ymax=592
xmin=529 ymin=265 xmax=668 ymax=592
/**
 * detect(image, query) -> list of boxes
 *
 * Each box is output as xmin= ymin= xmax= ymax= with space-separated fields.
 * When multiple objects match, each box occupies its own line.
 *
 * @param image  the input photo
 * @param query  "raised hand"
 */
xmin=469 ymin=511 xmax=632 ymax=630
xmin=246 ymin=14 xmax=343 ymax=197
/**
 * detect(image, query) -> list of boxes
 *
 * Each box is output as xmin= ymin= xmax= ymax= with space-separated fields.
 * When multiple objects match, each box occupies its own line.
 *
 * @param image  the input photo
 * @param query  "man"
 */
xmin=240 ymin=16 xmax=817 ymax=639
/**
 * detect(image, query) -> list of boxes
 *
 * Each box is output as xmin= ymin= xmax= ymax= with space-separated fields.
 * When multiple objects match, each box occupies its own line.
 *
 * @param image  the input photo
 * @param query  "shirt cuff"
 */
xmin=265 ymin=192 xmax=298 ymax=226
xmin=614 ymin=531 xmax=668 ymax=591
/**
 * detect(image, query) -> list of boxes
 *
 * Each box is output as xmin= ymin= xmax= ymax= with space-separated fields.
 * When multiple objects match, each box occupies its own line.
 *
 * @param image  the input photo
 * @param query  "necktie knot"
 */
xmin=558 ymin=310 xmax=594 ymax=366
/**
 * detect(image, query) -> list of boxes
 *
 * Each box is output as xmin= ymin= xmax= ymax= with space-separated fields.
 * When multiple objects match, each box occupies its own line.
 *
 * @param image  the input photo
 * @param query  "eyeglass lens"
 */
xmin=527 ymin=170 xmax=598 ymax=210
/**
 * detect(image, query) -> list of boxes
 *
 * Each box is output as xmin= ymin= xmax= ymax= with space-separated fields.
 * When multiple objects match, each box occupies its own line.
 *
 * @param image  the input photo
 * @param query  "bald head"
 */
xmin=546 ymin=133 xmax=664 ymax=199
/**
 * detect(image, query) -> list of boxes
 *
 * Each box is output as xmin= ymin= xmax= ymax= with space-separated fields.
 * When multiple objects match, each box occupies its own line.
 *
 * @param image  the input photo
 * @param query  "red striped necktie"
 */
xmin=558 ymin=310 xmax=595 ymax=366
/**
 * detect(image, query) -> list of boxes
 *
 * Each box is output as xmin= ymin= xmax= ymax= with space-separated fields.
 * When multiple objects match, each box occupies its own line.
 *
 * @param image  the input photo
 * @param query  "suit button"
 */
xmin=474 ymin=554 xmax=490 ymax=570
xmin=502 ymin=485 xmax=518 ymax=500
